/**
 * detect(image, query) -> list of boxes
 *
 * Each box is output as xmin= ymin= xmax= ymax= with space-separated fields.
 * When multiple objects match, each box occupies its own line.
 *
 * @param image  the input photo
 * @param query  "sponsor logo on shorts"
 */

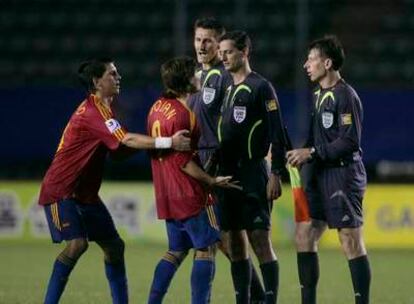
xmin=253 ymin=216 xmax=263 ymax=223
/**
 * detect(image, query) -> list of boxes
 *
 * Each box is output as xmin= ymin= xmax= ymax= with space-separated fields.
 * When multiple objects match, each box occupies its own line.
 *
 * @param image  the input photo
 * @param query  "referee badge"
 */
xmin=233 ymin=106 xmax=247 ymax=123
xmin=202 ymin=87 xmax=216 ymax=104
xmin=265 ymin=99 xmax=278 ymax=112
xmin=322 ymin=112 xmax=334 ymax=128
xmin=341 ymin=113 xmax=352 ymax=125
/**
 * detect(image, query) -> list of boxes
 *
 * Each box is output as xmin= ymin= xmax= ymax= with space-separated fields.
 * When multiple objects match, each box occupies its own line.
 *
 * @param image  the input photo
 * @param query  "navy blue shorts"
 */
xmin=217 ymin=160 xmax=272 ymax=231
xmin=304 ymin=161 xmax=366 ymax=229
xmin=166 ymin=205 xmax=220 ymax=251
xmin=44 ymin=199 xmax=119 ymax=243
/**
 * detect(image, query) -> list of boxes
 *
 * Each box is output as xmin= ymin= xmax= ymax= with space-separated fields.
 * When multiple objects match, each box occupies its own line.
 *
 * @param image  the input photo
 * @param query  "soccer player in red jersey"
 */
xmin=39 ymin=57 xmax=191 ymax=304
xmin=147 ymin=56 xmax=238 ymax=304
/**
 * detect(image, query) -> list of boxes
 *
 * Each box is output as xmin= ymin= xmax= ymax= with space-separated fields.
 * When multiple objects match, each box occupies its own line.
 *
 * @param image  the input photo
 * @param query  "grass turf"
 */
xmin=0 ymin=240 xmax=413 ymax=303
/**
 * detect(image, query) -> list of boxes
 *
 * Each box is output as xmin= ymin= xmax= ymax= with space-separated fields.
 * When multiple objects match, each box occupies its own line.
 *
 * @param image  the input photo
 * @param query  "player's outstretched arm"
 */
xmin=121 ymin=130 xmax=191 ymax=151
xmin=181 ymin=160 xmax=241 ymax=190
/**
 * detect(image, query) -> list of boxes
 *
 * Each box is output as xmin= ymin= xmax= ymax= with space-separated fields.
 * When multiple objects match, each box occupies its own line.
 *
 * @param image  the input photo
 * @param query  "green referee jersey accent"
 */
xmin=248 ymin=119 xmax=263 ymax=159
xmin=287 ymin=164 xmax=301 ymax=188
xmin=316 ymin=91 xmax=335 ymax=112
xmin=218 ymin=84 xmax=252 ymax=143
xmin=202 ymin=69 xmax=221 ymax=88
xmin=217 ymin=116 xmax=223 ymax=143
xmin=229 ymin=84 xmax=251 ymax=108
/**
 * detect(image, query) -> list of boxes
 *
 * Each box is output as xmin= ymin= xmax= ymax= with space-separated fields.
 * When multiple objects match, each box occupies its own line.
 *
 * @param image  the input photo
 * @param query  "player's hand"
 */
xmin=171 ymin=130 xmax=191 ymax=151
xmin=267 ymin=173 xmax=282 ymax=201
xmin=213 ymin=176 xmax=243 ymax=190
xmin=286 ymin=148 xmax=312 ymax=167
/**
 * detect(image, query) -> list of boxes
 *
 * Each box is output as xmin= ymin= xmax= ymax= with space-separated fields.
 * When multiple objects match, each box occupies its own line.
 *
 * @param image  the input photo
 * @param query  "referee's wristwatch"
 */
xmin=309 ymin=147 xmax=316 ymax=160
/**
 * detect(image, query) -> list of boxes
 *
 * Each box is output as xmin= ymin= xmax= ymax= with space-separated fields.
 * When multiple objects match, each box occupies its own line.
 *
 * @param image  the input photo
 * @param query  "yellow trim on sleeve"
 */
xmin=202 ymin=69 xmax=221 ymax=88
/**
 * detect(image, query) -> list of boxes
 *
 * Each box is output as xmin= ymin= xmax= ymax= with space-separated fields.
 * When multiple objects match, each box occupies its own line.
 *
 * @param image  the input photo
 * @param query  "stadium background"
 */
xmin=1 ymin=0 xmax=413 ymax=303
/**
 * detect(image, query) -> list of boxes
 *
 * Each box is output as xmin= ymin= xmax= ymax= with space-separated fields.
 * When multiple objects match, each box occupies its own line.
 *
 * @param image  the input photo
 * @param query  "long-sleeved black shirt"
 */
xmin=218 ymin=71 xmax=286 ymax=174
xmin=307 ymin=79 xmax=363 ymax=163
xmin=188 ymin=62 xmax=232 ymax=152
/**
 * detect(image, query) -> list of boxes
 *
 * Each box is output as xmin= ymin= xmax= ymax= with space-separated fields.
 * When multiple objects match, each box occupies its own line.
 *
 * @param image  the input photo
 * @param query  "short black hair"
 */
xmin=219 ymin=30 xmax=252 ymax=53
xmin=160 ymin=56 xmax=197 ymax=98
xmin=309 ymin=35 xmax=345 ymax=71
xmin=194 ymin=17 xmax=225 ymax=38
xmin=78 ymin=57 xmax=113 ymax=93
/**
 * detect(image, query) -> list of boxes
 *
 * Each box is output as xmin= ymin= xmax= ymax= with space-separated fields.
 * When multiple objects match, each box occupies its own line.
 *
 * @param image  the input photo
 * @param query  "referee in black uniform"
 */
xmin=287 ymin=35 xmax=371 ymax=304
xmin=217 ymin=30 xmax=287 ymax=304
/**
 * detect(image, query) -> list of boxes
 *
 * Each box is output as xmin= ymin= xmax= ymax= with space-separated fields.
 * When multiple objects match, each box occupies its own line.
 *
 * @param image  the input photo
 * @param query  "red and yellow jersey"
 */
xmin=39 ymin=94 xmax=126 ymax=205
xmin=147 ymin=97 xmax=206 ymax=220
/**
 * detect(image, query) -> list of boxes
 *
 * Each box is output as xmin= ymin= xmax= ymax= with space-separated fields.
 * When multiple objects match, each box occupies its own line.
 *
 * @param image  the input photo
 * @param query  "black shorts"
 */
xmin=217 ymin=159 xmax=272 ymax=231
xmin=304 ymin=161 xmax=366 ymax=229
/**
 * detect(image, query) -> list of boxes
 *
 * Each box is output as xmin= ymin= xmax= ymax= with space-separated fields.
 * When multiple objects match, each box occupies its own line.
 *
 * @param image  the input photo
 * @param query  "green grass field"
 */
xmin=0 ymin=240 xmax=413 ymax=304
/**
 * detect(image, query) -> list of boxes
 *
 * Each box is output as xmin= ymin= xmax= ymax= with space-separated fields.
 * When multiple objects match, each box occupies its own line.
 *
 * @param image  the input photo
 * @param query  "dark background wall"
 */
xmin=1 ymin=0 xmax=413 ymax=181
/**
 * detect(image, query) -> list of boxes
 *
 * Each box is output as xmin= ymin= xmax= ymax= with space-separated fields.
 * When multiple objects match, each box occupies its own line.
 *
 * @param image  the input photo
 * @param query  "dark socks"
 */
xmin=349 ymin=255 xmax=371 ymax=304
xmin=148 ymin=253 xmax=181 ymax=304
xmin=223 ymin=252 xmax=265 ymax=302
xmin=250 ymin=258 xmax=266 ymax=302
xmin=105 ymin=259 xmax=128 ymax=304
xmin=191 ymin=258 xmax=215 ymax=304
xmin=231 ymin=259 xmax=252 ymax=304
xmin=260 ymin=260 xmax=279 ymax=304
xmin=297 ymin=252 xmax=319 ymax=304
xmin=44 ymin=255 xmax=76 ymax=304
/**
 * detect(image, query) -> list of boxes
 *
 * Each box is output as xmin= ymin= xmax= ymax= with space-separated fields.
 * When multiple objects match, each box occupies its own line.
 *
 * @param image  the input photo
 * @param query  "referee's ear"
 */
xmin=243 ymin=47 xmax=250 ymax=59
xmin=324 ymin=58 xmax=333 ymax=70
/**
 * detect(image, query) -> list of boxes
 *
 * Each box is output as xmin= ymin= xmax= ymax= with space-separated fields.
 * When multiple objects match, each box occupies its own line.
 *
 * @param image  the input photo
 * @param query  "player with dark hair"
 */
xmin=147 ymin=56 xmax=239 ymax=304
xmin=39 ymin=57 xmax=190 ymax=304
xmin=190 ymin=16 xmax=226 ymax=168
xmin=189 ymin=17 xmax=266 ymax=303
xmin=218 ymin=31 xmax=287 ymax=304
xmin=287 ymin=35 xmax=371 ymax=304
